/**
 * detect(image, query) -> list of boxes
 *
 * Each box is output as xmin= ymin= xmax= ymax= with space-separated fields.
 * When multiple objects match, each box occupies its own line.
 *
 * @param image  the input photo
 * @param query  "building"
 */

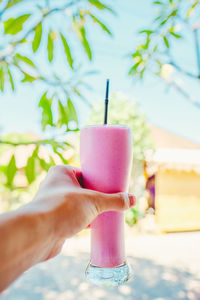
xmin=147 ymin=125 xmax=200 ymax=232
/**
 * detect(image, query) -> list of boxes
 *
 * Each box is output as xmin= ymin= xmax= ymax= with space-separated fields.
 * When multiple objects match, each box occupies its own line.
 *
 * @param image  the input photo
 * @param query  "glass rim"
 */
xmin=81 ymin=124 xmax=130 ymax=130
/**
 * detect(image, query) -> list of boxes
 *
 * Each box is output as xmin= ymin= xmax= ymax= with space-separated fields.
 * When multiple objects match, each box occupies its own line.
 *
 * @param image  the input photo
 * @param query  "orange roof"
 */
xmin=149 ymin=124 xmax=200 ymax=149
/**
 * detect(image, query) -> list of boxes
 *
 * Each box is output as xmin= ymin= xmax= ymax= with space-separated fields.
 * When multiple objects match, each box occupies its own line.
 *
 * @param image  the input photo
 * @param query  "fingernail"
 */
xmin=122 ymin=193 xmax=136 ymax=209
xmin=128 ymin=194 xmax=136 ymax=207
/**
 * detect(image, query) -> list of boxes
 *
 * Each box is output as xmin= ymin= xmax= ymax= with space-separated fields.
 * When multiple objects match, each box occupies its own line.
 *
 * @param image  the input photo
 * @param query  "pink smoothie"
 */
xmin=80 ymin=125 xmax=132 ymax=268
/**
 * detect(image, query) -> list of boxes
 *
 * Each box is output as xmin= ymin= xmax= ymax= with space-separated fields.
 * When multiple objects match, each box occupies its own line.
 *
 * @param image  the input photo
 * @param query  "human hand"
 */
xmin=29 ymin=165 xmax=136 ymax=261
xmin=0 ymin=165 xmax=135 ymax=292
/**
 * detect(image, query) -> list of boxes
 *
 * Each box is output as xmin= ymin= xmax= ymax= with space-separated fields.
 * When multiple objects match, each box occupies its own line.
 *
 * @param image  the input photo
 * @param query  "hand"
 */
xmin=32 ymin=165 xmax=136 ymax=261
xmin=0 ymin=165 xmax=135 ymax=292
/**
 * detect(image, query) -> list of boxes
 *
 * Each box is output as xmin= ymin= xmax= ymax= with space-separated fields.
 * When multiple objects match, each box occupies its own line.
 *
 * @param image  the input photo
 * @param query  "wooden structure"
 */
xmin=147 ymin=125 xmax=200 ymax=232
xmin=153 ymin=149 xmax=200 ymax=232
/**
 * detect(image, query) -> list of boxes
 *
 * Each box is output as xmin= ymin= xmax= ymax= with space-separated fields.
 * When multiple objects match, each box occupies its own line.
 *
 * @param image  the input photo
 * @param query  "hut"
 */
xmin=147 ymin=125 xmax=200 ymax=232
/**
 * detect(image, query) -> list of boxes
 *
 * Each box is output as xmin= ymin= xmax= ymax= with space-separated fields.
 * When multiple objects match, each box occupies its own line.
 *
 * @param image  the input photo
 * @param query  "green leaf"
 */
xmin=160 ymin=18 xmax=168 ymax=26
xmin=53 ymin=149 xmax=69 ymax=164
xmin=72 ymin=87 xmax=82 ymax=98
xmin=39 ymin=158 xmax=50 ymax=172
xmin=0 ymin=165 xmax=7 ymax=174
xmin=58 ymin=98 xmax=78 ymax=128
xmin=0 ymin=67 xmax=4 ymax=92
xmin=6 ymin=155 xmax=17 ymax=186
xmin=49 ymin=155 xmax=56 ymax=166
xmin=125 ymin=207 xmax=140 ymax=226
xmin=6 ymin=0 xmax=23 ymax=9
xmin=163 ymin=36 xmax=169 ymax=48
xmin=7 ymin=68 xmax=14 ymax=91
xmin=132 ymin=51 xmax=141 ymax=58
xmin=47 ymin=29 xmax=54 ymax=62
xmin=4 ymin=14 xmax=30 ymax=35
xmin=171 ymin=9 xmax=178 ymax=17
xmin=73 ymin=17 xmax=92 ymax=60
xmin=49 ymin=140 xmax=65 ymax=150
xmin=170 ymin=31 xmax=182 ymax=38
xmin=140 ymin=68 xmax=145 ymax=79
xmin=139 ymin=29 xmax=154 ymax=35
xmin=70 ymin=87 xmax=91 ymax=106
xmin=25 ymin=157 xmax=35 ymax=184
xmin=60 ymin=33 xmax=74 ymax=68
xmin=25 ymin=147 xmax=38 ymax=184
xmin=156 ymin=10 xmax=172 ymax=27
xmin=58 ymin=100 xmax=68 ymax=128
xmin=153 ymin=45 xmax=158 ymax=52
xmin=67 ymin=98 xmax=78 ymax=123
xmin=128 ymin=61 xmax=142 ymax=75
xmin=39 ymin=92 xmax=54 ymax=130
xmin=144 ymin=36 xmax=150 ymax=49
xmin=88 ymin=0 xmax=114 ymax=13
xmin=32 ymin=22 xmax=42 ymax=52
xmin=186 ymin=1 xmax=199 ymax=18
xmin=156 ymin=59 xmax=163 ymax=68
xmin=21 ymin=71 xmax=37 ymax=82
xmin=79 ymin=27 xmax=92 ymax=60
xmin=154 ymin=15 xmax=162 ymax=22
xmin=15 ymin=53 xmax=36 ymax=68
xmin=89 ymin=13 xmax=112 ymax=35
xmin=153 ymin=1 xmax=162 ymax=4
xmin=159 ymin=10 xmax=177 ymax=27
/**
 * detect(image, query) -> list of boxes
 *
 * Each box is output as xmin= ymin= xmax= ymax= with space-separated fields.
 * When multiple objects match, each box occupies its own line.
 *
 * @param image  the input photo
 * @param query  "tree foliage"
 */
xmin=0 ymin=0 xmax=114 ymax=191
xmin=129 ymin=0 xmax=200 ymax=107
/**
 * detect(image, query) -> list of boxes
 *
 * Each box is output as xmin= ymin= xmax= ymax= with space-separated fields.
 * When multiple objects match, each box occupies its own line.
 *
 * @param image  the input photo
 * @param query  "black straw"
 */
xmin=104 ymin=79 xmax=110 ymax=125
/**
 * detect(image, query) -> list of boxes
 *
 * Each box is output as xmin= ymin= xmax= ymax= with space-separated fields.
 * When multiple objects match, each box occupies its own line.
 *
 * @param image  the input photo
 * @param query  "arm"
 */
xmin=0 ymin=207 xmax=53 ymax=290
xmin=0 ymin=165 xmax=135 ymax=292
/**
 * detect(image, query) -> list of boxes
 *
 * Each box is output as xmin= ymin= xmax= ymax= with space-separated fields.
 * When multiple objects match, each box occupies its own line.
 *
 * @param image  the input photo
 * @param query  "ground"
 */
xmin=1 ymin=230 xmax=200 ymax=300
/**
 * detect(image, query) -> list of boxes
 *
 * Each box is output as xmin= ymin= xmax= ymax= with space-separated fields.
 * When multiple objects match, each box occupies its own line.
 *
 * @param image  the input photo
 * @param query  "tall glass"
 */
xmin=80 ymin=125 xmax=133 ymax=286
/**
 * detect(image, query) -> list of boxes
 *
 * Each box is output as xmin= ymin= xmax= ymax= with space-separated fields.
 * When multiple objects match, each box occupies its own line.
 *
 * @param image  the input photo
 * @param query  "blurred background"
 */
xmin=0 ymin=0 xmax=200 ymax=299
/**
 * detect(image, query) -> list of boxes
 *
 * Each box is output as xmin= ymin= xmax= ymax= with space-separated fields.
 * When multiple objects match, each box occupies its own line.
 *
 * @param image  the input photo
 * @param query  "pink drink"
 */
xmin=80 ymin=125 xmax=132 ymax=268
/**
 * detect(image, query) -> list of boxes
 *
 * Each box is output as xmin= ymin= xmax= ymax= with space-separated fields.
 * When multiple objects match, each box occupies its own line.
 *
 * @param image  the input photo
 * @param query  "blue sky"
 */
xmin=1 ymin=0 xmax=200 ymax=144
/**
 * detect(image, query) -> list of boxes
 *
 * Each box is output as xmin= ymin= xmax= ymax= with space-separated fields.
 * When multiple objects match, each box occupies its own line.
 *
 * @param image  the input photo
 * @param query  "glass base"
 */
xmin=85 ymin=261 xmax=132 ymax=287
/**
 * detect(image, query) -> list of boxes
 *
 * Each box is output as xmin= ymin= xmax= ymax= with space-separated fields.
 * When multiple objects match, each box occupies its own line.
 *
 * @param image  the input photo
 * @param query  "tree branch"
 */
xmin=173 ymin=81 xmax=200 ymax=109
xmin=39 ymin=76 xmax=69 ymax=87
xmin=193 ymin=28 xmax=200 ymax=78
xmin=0 ymin=0 xmax=81 ymax=62
xmin=0 ymin=0 xmax=9 ymax=20
xmin=0 ymin=139 xmax=71 ymax=147
xmin=20 ymin=0 xmax=80 ymax=42
xmin=170 ymin=61 xmax=200 ymax=79
xmin=160 ymin=76 xmax=200 ymax=108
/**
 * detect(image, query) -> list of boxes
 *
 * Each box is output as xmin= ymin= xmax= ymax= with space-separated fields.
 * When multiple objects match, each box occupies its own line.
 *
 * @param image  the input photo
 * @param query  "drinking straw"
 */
xmin=104 ymin=79 xmax=110 ymax=125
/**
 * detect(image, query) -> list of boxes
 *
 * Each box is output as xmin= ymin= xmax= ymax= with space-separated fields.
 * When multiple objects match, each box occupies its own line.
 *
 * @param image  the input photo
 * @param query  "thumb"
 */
xmin=86 ymin=190 xmax=136 ymax=214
